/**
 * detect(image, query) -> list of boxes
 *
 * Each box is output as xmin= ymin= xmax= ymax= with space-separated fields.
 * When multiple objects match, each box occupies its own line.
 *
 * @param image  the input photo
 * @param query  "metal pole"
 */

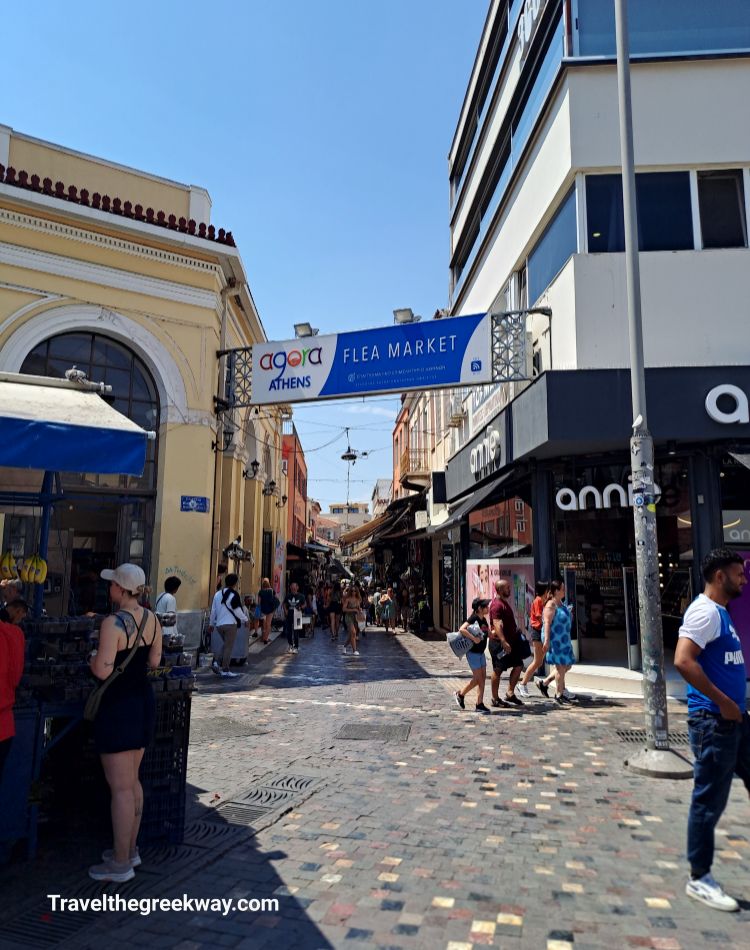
xmin=614 ymin=0 xmax=690 ymax=778
xmin=34 ymin=470 xmax=54 ymax=617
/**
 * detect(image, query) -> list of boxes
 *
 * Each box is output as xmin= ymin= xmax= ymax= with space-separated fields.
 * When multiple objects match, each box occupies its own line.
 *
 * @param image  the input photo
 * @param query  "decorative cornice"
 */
xmin=0 ymin=162 xmax=235 ymax=246
xmin=0 ymin=206 xmax=221 ymax=275
xmin=0 ymin=240 xmax=217 ymax=309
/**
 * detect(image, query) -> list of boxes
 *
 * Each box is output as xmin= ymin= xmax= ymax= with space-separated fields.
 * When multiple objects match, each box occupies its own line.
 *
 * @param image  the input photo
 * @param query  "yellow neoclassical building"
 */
xmin=0 ymin=124 xmax=288 ymax=642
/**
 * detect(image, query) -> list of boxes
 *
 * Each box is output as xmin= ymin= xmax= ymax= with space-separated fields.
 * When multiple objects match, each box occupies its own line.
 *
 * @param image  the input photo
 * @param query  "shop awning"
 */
xmin=339 ymin=511 xmax=391 ymax=547
xmin=305 ymin=541 xmax=333 ymax=554
xmin=0 ymin=372 xmax=153 ymax=475
xmin=428 ymin=474 xmax=510 ymax=535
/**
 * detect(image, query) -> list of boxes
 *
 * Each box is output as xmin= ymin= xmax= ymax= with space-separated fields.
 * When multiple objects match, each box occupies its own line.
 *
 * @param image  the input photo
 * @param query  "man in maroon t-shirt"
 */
xmin=488 ymin=579 xmax=526 ymax=707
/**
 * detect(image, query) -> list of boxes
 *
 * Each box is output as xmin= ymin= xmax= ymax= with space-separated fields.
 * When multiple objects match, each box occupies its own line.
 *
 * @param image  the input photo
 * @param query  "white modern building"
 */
xmin=326 ymin=501 xmax=370 ymax=531
xmin=422 ymin=0 xmax=750 ymax=684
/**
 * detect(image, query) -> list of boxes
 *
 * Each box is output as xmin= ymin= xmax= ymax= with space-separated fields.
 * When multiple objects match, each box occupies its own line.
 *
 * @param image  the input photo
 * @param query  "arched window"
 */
xmin=21 ymin=332 xmax=159 ymax=491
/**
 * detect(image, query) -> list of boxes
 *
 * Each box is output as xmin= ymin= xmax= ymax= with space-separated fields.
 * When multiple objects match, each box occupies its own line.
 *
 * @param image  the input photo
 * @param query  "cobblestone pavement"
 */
xmin=2 ymin=625 xmax=750 ymax=950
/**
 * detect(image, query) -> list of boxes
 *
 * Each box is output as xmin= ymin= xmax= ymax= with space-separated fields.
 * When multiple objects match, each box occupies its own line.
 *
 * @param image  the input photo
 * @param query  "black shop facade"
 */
xmin=442 ymin=366 xmax=750 ymax=670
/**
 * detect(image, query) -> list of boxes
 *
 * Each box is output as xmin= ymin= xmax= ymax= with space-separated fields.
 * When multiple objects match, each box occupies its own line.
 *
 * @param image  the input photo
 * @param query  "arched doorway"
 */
xmin=19 ymin=332 xmax=160 ymax=613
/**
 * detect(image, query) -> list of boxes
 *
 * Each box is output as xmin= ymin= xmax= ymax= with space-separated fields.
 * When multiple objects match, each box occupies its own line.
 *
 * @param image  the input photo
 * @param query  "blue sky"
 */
xmin=3 ymin=0 xmax=487 ymax=507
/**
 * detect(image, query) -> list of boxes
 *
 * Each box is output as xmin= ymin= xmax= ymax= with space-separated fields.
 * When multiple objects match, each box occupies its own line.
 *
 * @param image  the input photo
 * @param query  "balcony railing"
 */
xmin=400 ymin=449 xmax=430 ymax=483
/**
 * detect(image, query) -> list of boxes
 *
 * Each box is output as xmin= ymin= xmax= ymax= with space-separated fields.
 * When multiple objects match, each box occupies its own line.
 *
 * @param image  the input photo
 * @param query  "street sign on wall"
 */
xmin=180 ymin=496 xmax=210 ymax=513
xmin=251 ymin=314 xmax=491 ymax=405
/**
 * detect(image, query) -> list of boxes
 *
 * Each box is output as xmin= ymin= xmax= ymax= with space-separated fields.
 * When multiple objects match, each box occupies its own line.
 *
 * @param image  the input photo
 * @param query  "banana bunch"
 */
xmin=18 ymin=554 xmax=48 ymax=585
xmin=0 ymin=550 xmax=17 ymax=579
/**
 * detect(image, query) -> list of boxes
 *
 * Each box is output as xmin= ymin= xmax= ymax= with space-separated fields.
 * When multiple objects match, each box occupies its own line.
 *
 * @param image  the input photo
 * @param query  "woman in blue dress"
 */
xmin=539 ymin=580 xmax=576 ymax=706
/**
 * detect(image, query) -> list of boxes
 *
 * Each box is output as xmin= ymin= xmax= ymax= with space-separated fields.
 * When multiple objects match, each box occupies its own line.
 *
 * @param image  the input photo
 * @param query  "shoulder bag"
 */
xmin=84 ymin=609 xmax=150 ymax=722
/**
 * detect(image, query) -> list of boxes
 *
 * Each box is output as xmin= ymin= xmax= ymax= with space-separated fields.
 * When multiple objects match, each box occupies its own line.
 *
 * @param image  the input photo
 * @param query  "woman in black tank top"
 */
xmin=88 ymin=564 xmax=162 ymax=883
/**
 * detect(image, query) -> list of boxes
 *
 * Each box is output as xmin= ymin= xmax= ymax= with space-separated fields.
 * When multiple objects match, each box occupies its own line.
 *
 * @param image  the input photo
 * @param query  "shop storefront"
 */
xmin=444 ymin=366 xmax=750 ymax=668
xmin=0 ymin=371 xmax=194 ymax=859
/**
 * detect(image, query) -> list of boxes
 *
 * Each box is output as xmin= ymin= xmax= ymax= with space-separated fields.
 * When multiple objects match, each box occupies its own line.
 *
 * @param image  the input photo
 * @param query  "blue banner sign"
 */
xmin=180 ymin=496 xmax=210 ymax=513
xmin=251 ymin=313 xmax=491 ymax=404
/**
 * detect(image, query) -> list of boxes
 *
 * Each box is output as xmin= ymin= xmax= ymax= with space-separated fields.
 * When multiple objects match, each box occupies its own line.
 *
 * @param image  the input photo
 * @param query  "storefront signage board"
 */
xmin=447 ymin=367 xmax=750 ymax=504
xmin=446 ymin=411 xmax=508 ymax=500
xmin=251 ymin=314 xmax=491 ymax=405
xmin=180 ymin=496 xmax=210 ymax=513
xmin=469 ymin=383 xmax=510 ymax=437
xmin=705 ymin=384 xmax=749 ymax=424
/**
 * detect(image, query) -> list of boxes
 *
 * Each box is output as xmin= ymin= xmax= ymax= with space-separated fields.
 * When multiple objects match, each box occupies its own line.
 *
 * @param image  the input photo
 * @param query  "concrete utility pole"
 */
xmin=614 ymin=0 xmax=691 ymax=779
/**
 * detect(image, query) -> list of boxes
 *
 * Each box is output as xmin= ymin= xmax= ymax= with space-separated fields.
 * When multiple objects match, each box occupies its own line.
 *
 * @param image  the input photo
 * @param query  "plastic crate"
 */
xmin=138 ymin=789 xmax=186 ymax=845
xmin=153 ymin=691 xmax=191 ymax=739
xmin=142 ymin=738 xmax=187 ymax=784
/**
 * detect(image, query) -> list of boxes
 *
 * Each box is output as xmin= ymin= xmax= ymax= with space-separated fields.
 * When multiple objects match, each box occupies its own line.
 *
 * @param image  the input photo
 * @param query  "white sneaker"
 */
xmin=342 ymin=646 xmax=349 ymax=655
xmin=686 ymin=874 xmax=739 ymax=912
xmin=562 ymin=688 xmax=577 ymax=700
xmin=211 ymin=661 xmax=222 ymax=676
xmin=222 ymin=670 xmax=239 ymax=679
xmin=287 ymin=646 xmax=293 ymax=653
xmin=102 ymin=848 xmax=141 ymax=868
xmin=517 ymin=684 xmax=530 ymax=699
xmin=88 ymin=860 xmax=135 ymax=882
xmin=353 ymin=650 xmax=360 ymax=656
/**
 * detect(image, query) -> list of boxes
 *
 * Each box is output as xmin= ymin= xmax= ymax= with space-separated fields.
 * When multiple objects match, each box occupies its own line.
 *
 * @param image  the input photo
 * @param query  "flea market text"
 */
xmin=342 ymin=335 xmax=459 ymax=364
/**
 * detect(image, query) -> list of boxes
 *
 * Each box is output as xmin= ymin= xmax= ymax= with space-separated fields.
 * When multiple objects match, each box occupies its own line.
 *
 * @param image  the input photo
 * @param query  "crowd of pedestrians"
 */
xmin=454 ymin=577 xmax=576 ymax=712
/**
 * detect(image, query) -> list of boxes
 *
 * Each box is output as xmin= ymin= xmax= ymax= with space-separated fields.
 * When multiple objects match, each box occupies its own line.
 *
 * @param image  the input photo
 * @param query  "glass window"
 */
xmin=586 ymin=174 xmax=625 ymax=253
xmin=527 ymin=186 xmax=577 ymax=304
xmin=586 ymin=172 xmax=693 ymax=252
xmin=577 ymin=0 xmax=750 ymax=57
xmin=698 ymin=170 xmax=748 ymax=249
xmin=637 ymin=172 xmax=693 ymax=251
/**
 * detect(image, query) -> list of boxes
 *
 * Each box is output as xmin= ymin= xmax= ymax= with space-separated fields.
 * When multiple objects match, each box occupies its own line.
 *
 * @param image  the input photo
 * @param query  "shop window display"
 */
xmin=554 ymin=458 xmax=692 ymax=662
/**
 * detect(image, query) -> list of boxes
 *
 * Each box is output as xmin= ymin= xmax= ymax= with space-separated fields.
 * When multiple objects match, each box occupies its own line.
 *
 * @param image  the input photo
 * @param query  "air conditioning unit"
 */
xmin=415 ymin=510 xmax=429 ymax=530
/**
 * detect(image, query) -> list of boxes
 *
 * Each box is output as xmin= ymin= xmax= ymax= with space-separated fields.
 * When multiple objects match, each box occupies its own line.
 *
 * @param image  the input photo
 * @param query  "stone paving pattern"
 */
xmin=2 ymin=625 xmax=750 ymax=949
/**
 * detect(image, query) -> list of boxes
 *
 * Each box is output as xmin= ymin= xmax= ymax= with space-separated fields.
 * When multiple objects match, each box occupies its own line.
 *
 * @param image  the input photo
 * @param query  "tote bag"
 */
xmin=446 ymin=630 xmax=474 ymax=658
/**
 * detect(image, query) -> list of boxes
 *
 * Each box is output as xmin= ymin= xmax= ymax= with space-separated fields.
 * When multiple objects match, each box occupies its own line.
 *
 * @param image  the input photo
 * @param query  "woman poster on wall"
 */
xmin=466 ymin=560 xmax=500 ymax=605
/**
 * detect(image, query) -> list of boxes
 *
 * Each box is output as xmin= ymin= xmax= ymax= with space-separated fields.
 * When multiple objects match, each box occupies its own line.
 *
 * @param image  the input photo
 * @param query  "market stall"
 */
xmin=0 ymin=371 xmax=193 ymax=860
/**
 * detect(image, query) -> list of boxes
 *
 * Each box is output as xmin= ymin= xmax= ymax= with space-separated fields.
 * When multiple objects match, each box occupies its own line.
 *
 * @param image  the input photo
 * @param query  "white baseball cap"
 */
xmin=101 ymin=563 xmax=146 ymax=592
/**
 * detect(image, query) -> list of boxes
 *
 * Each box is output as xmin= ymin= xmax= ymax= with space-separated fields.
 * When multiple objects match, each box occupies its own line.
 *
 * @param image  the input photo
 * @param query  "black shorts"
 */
xmin=489 ymin=642 xmax=526 ymax=673
xmin=530 ymin=625 xmax=543 ymax=643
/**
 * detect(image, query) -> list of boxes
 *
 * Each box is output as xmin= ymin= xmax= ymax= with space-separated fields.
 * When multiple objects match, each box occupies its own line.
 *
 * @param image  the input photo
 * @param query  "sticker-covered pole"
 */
xmin=615 ymin=0 xmax=691 ymax=778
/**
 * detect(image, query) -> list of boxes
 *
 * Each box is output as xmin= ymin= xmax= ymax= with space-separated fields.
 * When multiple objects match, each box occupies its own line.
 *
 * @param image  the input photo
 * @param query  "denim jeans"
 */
xmin=687 ymin=710 xmax=750 ymax=877
xmin=285 ymin=620 xmax=299 ymax=649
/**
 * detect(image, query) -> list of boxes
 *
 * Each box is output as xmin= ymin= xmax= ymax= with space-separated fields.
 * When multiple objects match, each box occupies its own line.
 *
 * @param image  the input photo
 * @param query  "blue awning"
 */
xmin=0 ymin=373 xmax=153 ymax=475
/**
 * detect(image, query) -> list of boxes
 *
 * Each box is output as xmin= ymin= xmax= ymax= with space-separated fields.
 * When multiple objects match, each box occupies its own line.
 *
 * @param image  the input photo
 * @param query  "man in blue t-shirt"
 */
xmin=675 ymin=547 xmax=750 ymax=913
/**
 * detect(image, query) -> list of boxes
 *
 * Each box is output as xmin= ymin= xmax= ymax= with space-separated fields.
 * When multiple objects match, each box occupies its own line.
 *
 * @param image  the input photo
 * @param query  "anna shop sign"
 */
xmin=556 ymin=480 xmax=662 ymax=511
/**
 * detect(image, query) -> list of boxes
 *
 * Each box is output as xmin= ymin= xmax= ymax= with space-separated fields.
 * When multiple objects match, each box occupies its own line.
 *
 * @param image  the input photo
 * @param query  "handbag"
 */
xmin=84 ymin=609 xmax=150 ymax=722
xmin=154 ymin=593 xmax=176 ymax=627
xmin=518 ymin=635 xmax=532 ymax=660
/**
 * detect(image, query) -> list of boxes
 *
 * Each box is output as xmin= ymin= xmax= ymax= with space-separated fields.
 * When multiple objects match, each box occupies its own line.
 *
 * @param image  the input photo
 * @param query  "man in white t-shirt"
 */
xmin=675 ymin=547 xmax=750 ymax=912
xmin=154 ymin=576 xmax=181 ymax=637
xmin=208 ymin=573 xmax=248 ymax=678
